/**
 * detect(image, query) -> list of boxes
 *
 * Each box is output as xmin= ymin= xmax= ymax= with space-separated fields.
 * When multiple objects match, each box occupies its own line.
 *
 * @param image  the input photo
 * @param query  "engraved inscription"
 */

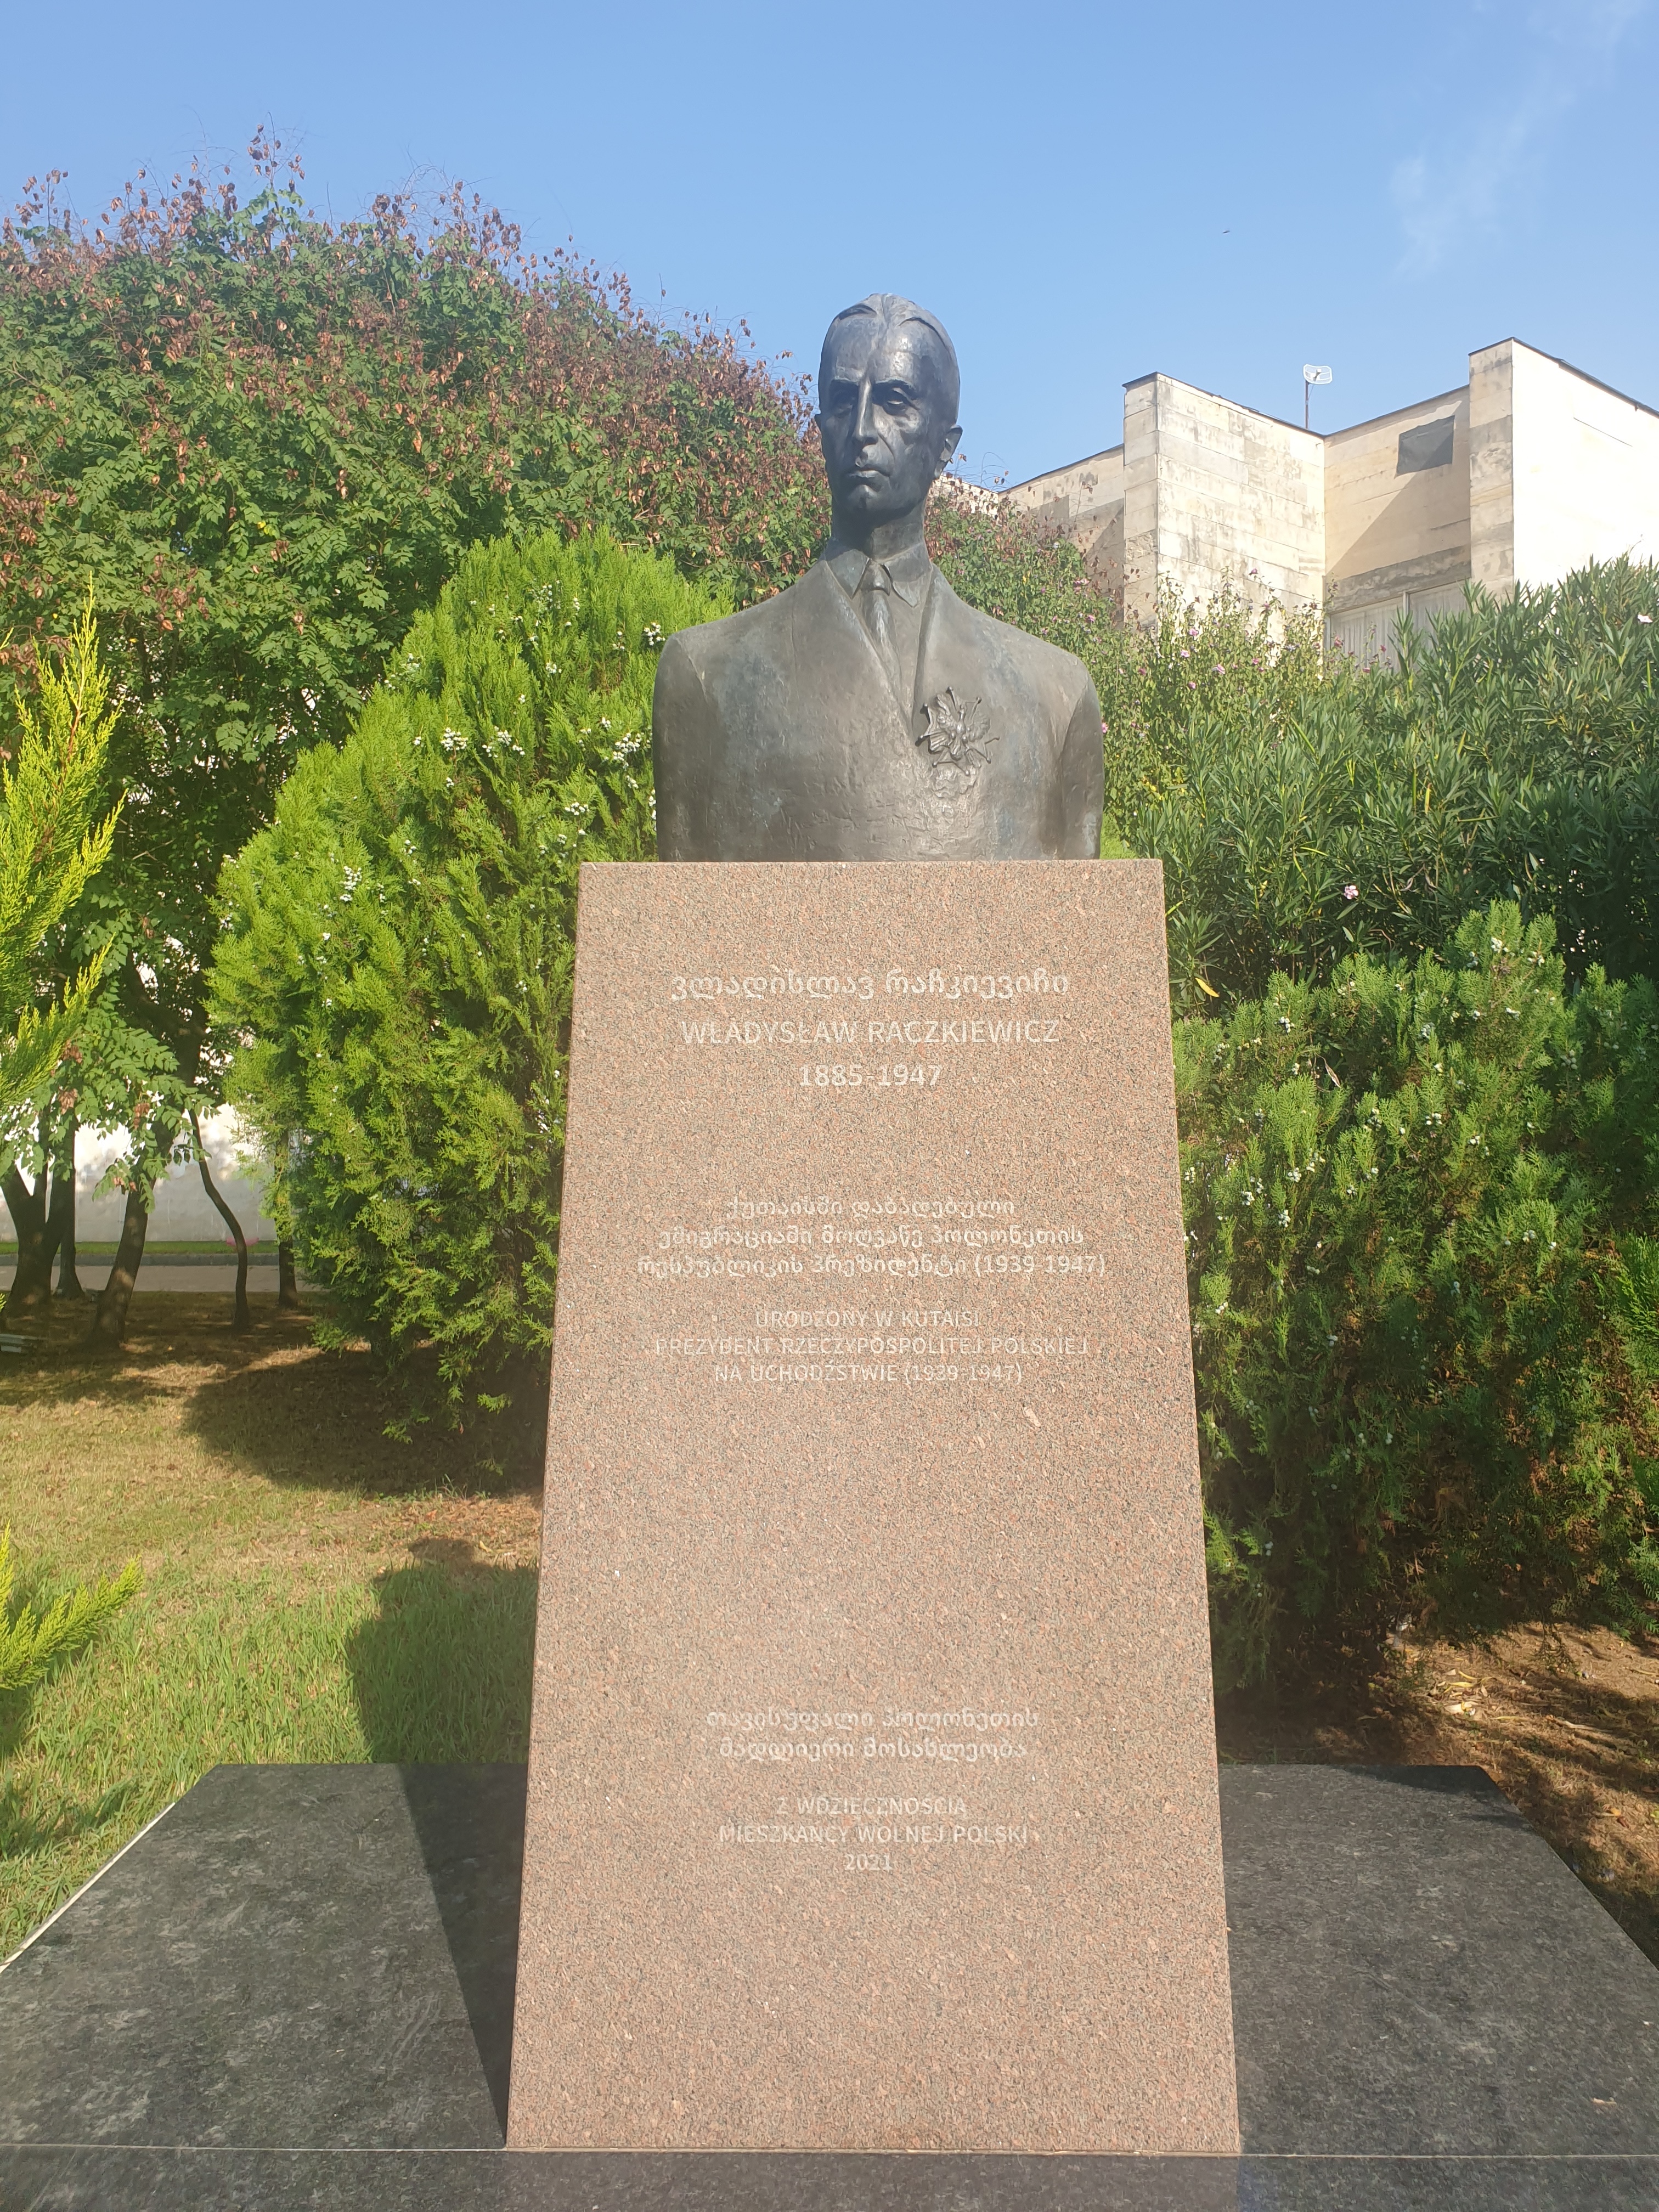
xmin=667 ymin=958 xmax=1071 ymax=1089
xmin=625 ymin=926 xmax=1090 ymax=1897
xmin=702 ymin=1703 xmax=1043 ymax=1875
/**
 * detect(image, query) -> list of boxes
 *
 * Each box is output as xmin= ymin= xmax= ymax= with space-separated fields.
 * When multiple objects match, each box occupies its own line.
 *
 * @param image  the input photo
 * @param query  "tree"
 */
xmin=1 ymin=143 xmax=826 ymax=1336
xmin=212 ymin=528 xmax=725 ymax=1435
xmin=0 ymin=599 xmax=119 ymax=1319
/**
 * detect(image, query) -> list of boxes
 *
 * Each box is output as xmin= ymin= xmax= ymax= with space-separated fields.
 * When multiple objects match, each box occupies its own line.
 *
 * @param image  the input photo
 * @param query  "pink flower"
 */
xmin=1344 ymin=884 xmax=1358 ymax=901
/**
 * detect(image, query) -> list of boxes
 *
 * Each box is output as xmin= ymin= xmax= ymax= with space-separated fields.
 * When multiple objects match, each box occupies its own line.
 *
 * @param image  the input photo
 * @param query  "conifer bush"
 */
xmin=0 ymin=1529 xmax=139 ymax=1695
xmin=212 ymin=529 xmax=724 ymax=1435
xmin=1181 ymin=900 xmax=1659 ymax=1685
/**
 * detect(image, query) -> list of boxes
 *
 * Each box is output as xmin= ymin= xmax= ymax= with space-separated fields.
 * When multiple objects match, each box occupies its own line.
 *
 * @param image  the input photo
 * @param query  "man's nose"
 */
xmin=851 ymin=381 xmax=880 ymax=448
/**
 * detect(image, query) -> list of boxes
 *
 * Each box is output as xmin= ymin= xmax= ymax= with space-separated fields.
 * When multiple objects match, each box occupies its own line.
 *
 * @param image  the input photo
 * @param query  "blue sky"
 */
xmin=1 ymin=0 xmax=1652 ymax=487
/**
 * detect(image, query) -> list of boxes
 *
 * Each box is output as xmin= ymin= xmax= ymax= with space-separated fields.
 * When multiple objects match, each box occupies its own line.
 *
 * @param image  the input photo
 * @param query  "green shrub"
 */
xmin=1129 ymin=557 xmax=1659 ymax=1007
xmin=928 ymin=499 xmax=1333 ymax=840
xmin=1180 ymin=899 xmax=1659 ymax=1686
xmin=211 ymin=528 xmax=725 ymax=1431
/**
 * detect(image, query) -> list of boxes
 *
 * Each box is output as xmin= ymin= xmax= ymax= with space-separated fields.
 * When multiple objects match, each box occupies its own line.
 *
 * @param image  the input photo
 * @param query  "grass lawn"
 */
xmin=0 ymin=1294 xmax=541 ymax=1959
xmin=2 ymin=1293 xmax=1655 ymax=1977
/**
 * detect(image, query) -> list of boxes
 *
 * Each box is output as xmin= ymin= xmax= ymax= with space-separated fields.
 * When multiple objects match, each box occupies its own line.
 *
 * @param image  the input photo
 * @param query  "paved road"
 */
xmin=0 ymin=1262 xmax=285 ymax=1295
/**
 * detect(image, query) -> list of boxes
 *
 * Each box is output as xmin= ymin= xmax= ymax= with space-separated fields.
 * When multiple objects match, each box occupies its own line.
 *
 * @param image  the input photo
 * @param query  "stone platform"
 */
xmin=0 ymin=1762 xmax=1654 ymax=2208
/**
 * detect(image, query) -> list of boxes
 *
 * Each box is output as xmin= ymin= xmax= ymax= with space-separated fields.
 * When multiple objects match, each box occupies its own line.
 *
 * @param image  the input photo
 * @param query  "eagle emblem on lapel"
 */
xmin=917 ymin=687 xmax=996 ymax=791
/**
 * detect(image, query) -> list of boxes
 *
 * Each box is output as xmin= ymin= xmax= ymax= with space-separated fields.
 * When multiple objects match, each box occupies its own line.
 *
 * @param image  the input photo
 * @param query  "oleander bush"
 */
xmin=1130 ymin=557 xmax=1659 ymax=1008
xmin=926 ymin=493 xmax=1333 ymax=839
xmin=211 ymin=527 xmax=724 ymax=1434
xmin=1180 ymin=899 xmax=1659 ymax=1686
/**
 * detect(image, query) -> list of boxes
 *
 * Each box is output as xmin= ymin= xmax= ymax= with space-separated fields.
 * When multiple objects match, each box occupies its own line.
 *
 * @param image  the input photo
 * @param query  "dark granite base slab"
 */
xmin=1 ymin=1762 xmax=1656 ymax=2210
xmin=3 ymin=2149 xmax=1657 ymax=2212
xmin=1226 ymin=1767 xmax=1659 ymax=2157
xmin=0 ymin=1763 xmax=521 ymax=2154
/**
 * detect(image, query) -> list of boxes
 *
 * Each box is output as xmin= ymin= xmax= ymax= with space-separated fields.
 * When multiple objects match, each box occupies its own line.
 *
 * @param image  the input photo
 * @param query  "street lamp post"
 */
xmin=1303 ymin=363 xmax=1333 ymax=431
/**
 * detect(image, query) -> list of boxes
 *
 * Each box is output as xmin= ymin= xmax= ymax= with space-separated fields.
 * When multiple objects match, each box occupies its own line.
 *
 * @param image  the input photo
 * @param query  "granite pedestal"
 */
xmin=0 ymin=1760 xmax=1654 ymax=2208
xmin=514 ymin=861 xmax=1236 ymax=2152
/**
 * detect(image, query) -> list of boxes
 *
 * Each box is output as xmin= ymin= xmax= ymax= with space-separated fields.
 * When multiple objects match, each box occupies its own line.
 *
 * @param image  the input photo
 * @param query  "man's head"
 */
xmin=816 ymin=295 xmax=962 ymax=544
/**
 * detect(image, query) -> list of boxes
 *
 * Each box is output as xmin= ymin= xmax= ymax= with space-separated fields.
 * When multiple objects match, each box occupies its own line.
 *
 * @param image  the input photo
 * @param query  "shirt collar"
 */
xmin=823 ymin=535 xmax=933 ymax=607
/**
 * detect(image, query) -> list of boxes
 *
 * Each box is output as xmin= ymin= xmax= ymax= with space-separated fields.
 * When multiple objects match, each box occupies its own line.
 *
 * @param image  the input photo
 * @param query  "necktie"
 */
xmin=857 ymin=561 xmax=906 ymax=709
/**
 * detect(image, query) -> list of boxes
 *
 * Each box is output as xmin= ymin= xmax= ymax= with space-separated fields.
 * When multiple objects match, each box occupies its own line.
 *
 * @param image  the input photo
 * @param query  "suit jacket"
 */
xmin=653 ymin=556 xmax=1104 ymax=861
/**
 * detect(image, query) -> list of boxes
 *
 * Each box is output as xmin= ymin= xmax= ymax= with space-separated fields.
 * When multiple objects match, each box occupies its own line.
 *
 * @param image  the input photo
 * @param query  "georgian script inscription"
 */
xmin=707 ymin=1700 xmax=1043 ymax=1875
xmin=636 ymin=1186 xmax=1100 ymax=1392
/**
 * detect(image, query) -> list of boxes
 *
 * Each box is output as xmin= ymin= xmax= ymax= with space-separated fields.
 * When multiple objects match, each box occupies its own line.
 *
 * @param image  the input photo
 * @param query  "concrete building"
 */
xmin=1006 ymin=339 xmax=1659 ymax=659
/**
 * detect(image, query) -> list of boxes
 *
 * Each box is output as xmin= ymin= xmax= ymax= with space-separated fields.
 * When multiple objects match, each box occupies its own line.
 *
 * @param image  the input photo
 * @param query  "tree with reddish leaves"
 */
xmin=0 ymin=138 xmax=828 ymax=1339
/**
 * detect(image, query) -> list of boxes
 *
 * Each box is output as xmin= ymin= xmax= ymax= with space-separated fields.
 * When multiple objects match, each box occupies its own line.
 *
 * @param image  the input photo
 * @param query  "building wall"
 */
xmin=1323 ymin=387 xmax=1472 ymax=662
xmin=1122 ymin=374 xmax=1325 ymax=628
xmin=1324 ymin=390 xmax=1470 ymax=602
xmin=1003 ymin=445 xmax=1125 ymax=597
xmin=0 ymin=1109 xmax=276 ymax=1248
xmin=1469 ymin=341 xmax=1516 ymax=592
xmin=1508 ymin=340 xmax=1659 ymax=586
xmin=1006 ymin=337 xmax=1659 ymax=651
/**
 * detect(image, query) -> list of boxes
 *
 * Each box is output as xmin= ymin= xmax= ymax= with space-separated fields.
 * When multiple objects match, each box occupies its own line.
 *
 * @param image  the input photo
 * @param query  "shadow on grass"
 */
xmin=183 ymin=1352 xmax=546 ymax=1497
xmin=346 ymin=1540 xmax=537 ymax=2131
xmin=0 ymin=1779 xmax=140 ymax=1863
xmin=0 ymin=1291 xmax=547 ymax=1499
xmin=345 ymin=1541 xmax=538 ymax=1764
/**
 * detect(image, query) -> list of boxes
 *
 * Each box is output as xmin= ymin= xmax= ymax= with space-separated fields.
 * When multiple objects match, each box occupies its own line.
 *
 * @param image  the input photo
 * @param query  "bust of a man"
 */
xmin=654 ymin=294 xmax=1104 ymax=861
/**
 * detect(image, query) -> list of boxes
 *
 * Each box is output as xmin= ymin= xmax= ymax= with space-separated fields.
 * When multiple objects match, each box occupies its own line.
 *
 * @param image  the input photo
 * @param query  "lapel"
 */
xmin=793 ymin=560 xmax=915 ymax=751
xmin=913 ymin=569 xmax=984 ymax=735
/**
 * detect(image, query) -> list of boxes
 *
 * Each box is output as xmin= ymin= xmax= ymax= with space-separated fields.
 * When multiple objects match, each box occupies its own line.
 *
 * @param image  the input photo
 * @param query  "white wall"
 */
xmin=0 ymin=1108 xmax=276 ymax=1245
xmin=1510 ymin=341 xmax=1659 ymax=585
xmin=1123 ymin=374 xmax=1325 ymax=627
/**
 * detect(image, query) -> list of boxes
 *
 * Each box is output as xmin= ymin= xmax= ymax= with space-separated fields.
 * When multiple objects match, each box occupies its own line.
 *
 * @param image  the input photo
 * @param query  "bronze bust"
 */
xmin=653 ymin=294 xmax=1104 ymax=862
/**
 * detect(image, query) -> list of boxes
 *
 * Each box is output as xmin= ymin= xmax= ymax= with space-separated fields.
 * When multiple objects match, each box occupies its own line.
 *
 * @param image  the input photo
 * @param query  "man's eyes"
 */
xmin=825 ymin=385 xmax=919 ymax=415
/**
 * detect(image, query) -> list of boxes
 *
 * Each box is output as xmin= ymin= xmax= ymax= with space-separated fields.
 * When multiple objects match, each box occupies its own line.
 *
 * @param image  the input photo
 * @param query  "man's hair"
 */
xmin=819 ymin=294 xmax=961 ymax=422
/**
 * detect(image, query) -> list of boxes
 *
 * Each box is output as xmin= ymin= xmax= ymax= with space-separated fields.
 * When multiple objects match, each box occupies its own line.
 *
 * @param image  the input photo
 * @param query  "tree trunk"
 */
xmin=88 ymin=1184 xmax=149 ymax=1351
xmin=2 ymin=1119 xmax=65 ymax=1319
xmin=278 ymin=1239 xmax=301 ymax=1311
xmin=53 ymin=1118 xmax=84 ymax=1299
xmin=191 ymin=1111 xmax=250 ymax=1331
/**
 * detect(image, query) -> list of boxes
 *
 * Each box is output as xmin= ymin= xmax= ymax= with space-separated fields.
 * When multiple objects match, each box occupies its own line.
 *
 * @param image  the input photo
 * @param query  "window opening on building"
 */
xmin=1397 ymin=417 xmax=1456 ymax=473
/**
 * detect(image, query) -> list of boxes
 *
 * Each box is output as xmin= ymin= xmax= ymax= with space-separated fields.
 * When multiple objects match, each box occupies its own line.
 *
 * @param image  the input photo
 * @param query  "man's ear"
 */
xmin=935 ymin=423 xmax=963 ymax=479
